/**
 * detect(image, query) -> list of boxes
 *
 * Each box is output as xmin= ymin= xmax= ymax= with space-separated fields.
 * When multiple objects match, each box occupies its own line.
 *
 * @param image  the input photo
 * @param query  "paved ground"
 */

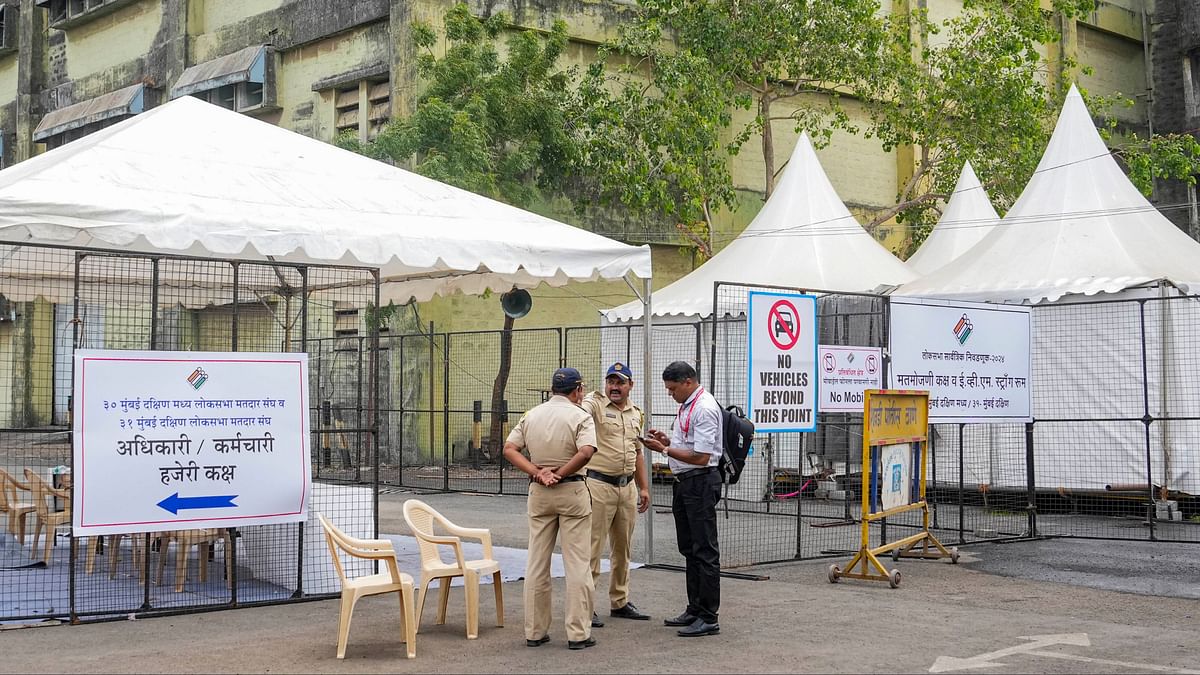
xmin=3 ymin=489 xmax=1198 ymax=674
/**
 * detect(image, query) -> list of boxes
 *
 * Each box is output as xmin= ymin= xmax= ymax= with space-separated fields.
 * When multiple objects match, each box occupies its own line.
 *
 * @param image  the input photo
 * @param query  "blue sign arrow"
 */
xmin=157 ymin=492 xmax=238 ymax=515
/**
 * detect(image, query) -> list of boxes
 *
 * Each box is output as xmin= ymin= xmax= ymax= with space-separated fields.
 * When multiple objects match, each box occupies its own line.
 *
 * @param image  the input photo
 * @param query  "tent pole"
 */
xmin=641 ymin=275 xmax=654 ymax=564
xmin=1159 ymin=282 xmax=1171 ymax=499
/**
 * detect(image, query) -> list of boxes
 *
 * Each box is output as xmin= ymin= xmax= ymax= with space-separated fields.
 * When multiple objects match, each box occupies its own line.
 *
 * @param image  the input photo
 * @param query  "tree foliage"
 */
xmin=339 ymin=3 xmax=576 ymax=208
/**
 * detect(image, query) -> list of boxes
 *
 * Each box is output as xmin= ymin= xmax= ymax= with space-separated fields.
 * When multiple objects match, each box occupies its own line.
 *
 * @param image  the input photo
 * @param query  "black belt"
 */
xmin=530 ymin=474 xmax=586 ymax=484
xmin=587 ymin=469 xmax=634 ymax=487
xmin=673 ymin=466 xmax=716 ymax=483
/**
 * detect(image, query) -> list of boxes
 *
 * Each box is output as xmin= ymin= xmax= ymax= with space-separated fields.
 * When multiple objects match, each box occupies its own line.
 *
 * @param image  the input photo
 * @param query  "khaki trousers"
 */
xmin=587 ymin=478 xmax=637 ymax=609
xmin=525 ymin=481 xmax=594 ymax=642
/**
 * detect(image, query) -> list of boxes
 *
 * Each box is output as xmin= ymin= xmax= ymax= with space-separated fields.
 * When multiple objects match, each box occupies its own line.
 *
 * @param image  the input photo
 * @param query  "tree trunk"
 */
xmin=761 ymin=88 xmax=775 ymax=198
xmin=487 ymin=313 xmax=516 ymax=454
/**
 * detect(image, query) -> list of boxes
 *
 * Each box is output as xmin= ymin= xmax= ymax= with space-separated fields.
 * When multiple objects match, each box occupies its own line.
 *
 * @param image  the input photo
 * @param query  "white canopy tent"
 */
xmin=896 ymin=85 xmax=1200 ymax=496
xmin=904 ymin=161 xmax=999 ymax=276
xmin=895 ymin=85 xmax=1200 ymax=303
xmin=604 ymin=132 xmax=914 ymax=322
xmin=0 ymin=95 xmax=652 ymax=306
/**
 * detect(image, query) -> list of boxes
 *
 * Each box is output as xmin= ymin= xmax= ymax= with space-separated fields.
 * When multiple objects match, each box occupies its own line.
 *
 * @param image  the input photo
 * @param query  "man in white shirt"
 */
xmin=643 ymin=361 xmax=723 ymax=637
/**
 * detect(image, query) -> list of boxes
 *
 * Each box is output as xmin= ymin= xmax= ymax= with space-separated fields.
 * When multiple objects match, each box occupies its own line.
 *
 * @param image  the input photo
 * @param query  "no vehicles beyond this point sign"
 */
xmin=748 ymin=292 xmax=817 ymax=432
xmin=768 ymin=300 xmax=801 ymax=350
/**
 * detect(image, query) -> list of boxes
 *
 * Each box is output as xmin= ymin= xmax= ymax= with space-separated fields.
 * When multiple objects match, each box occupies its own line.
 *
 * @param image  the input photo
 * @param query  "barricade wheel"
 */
xmin=891 ymin=547 xmax=901 ymax=562
xmin=827 ymin=564 xmax=841 ymax=583
xmin=888 ymin=569 xmax=901 ymax=588
xmin=950 ymin=548 xmax=960 ymax=564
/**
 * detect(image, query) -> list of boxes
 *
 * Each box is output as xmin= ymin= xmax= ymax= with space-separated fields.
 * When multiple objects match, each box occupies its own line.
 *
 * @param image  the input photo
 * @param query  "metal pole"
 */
xmin=641 ymin=276 xmax=655 ymax=564
xmin=1138 ymin=299 xmax=1155 ymax=541
xmin=295 ymin=267 xmax=308 ymax=598
xmin=443 ymin=332 xmax=451 ymax=492
xmin=1024 ymin=421 xmax=1036 ymax=538
xmin=958 ymin=423 xmax=965 ymax=545
xmin=372 ymin=271 xmax=381 ymax=539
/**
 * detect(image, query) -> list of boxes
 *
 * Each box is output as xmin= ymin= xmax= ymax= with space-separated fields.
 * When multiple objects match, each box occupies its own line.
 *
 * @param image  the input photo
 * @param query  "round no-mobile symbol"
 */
xmin=768 ymin=299 xmax=800 ymax=351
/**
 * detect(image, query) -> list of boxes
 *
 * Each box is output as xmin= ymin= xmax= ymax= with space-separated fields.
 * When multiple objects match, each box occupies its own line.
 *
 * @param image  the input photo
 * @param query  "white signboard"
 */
xmin=73 ymin=349 xmax=311 ymax=536
xmin=748 ymin=291 xmax=817 ymax=432
xmin=818 ymin=345 xmax=883 ymax=413
xmin=889 ymin=298 xmax=1032 ymax=423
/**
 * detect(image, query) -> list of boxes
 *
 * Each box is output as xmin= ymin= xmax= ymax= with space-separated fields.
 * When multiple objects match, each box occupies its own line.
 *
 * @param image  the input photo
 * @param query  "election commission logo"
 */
xmin=953 ymin=313 xmax=974 ymax=345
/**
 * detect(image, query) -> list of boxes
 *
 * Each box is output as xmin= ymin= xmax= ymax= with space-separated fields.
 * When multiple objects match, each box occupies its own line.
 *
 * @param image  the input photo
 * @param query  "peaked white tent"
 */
xmin=904 ymin=161 xmax=999 ymax=276
xmin=0 ymin=96 xmax=652 ymax=306
xmin=896 ymin=85 xmax=1200 ymax=303
xmin=896 ymin=85 xmax=1200 ymax=496
xmin=604 ymin=132 xmax=914 ymax=322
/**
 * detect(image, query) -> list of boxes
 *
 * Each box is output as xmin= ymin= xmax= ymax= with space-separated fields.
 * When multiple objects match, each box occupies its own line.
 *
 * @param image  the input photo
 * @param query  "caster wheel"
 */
xmin=950 ymin=547 xmax=960 ymax=564
xmin=891 ymin=547 xmax=901 ymax=562
xmin=888 ymin=569 xmax=901 ymax=588
xmin=827 ymin=564 xmax=841 ymax=583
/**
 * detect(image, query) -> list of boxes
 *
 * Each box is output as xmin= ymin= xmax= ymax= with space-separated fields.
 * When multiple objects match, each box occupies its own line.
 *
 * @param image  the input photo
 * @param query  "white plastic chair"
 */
xmin=319 ymin=513 xmax=416 ymax=659
xmin=402 ymin=499 xmax=503 ymax=639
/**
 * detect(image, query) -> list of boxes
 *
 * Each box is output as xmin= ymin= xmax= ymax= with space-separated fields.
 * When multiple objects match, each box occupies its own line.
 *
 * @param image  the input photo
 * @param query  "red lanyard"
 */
xmin=678 ymin=387 xmax=704 ymax=435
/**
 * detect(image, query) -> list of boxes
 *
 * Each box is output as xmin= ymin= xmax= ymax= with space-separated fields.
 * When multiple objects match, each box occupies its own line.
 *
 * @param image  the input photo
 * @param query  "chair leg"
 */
xmin=492 ymin=571 xmax=504 ymax=627
xmin=108 ymin=535 xmax=121 ymax=579
xmin=86 ymin=536 xmax=101 ymax=575
xmin=436 ymin=576 xmax=451 ymax=625
xmin=155 ymin=537 xmax=169 ymax=586
xmin=42 ymin=525 xmax=54 ymax=563
xmin=464 ymin=570 xmax=479 ymax=639
xmin=15 ymin=512 xmax=28 ymax=545
xmin=415 ymin=578 xmax=430 ymax=633
xmin=29 ymin=521 xmax=41 ymax=559
xmin=400 ymin=581 xmax=417 ymax=659
xmin=175 ymin=541 xmax=188 ymax=592
xmin=336 ymin=590 xmax=359 ymax=659
xmin=198 ymin=542 xmax=210 ymax=584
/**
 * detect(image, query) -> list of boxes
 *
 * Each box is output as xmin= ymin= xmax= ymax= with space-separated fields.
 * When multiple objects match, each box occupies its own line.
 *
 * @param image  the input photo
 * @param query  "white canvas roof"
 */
xmin=904 ymin=162 xmax=999 ymax=276
xmin=605 ymin=133 xmax=914 ymax=321
xmin=0 ymin=96 xmax=651 ymax=305
xmin=895 ymin=85 xmax=1200 ymax=303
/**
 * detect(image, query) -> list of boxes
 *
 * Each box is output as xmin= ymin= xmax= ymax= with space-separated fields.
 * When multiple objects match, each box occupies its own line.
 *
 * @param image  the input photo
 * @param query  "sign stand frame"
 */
xmin=828 ymin=389 xmax=958 ymax=588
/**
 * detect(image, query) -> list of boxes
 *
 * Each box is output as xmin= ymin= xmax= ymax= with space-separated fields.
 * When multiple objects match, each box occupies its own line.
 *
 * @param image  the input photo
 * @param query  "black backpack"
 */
xmin=718 ymin=404 xmax=755 ymax=485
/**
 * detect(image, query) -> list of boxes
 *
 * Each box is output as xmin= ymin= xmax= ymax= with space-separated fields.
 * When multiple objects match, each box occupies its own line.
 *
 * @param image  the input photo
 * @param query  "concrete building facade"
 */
xmin=0 ymin=0 xmax=1161 ymax=337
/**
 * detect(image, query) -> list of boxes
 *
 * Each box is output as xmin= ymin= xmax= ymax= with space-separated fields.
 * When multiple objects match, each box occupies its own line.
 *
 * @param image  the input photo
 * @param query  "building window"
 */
xmin=0 ymin=4 xmax=17 ymax=56
xmin=333 ymin=79 xmax=390 ymax=142
xmin=36 ymin=0 xmax=139 ymax=30
xmin=171 ymin=45 xmax=276 ymax=115
xmin=33 ymin=82 xmax=148 ymax=149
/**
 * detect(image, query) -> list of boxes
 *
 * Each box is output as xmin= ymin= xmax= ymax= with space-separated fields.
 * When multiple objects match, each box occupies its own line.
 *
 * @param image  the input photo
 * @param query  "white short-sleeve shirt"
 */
xmin=668 ymin=387 xmax=723 ymax=474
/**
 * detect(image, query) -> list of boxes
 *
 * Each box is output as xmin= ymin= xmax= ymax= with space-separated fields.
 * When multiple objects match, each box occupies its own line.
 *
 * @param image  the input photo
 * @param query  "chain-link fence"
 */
xmin=0 ymin=243 xmax=378 ymax=622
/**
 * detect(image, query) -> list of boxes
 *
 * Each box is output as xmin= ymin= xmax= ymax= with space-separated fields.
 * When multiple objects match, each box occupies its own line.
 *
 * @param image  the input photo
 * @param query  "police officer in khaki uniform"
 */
xmin=581 ymin=362 xmax=651 ymax=628
xmin=502 ymin=367 xmax=599 ymax=651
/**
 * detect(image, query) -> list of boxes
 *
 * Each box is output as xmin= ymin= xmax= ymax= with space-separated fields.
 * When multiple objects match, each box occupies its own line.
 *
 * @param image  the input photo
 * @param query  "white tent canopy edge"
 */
xmin=0 ymin=96 xmax=652 ymax=306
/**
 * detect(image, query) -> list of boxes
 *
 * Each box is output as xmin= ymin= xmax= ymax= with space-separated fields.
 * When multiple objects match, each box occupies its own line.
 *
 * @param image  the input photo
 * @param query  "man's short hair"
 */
xmin=662 ymin=361 xmax=697 ymax=383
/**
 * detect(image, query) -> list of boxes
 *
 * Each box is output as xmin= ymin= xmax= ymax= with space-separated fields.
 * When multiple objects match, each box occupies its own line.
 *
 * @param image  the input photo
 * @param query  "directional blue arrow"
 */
xmin=157 ymin=492 xmax=238 ymax=515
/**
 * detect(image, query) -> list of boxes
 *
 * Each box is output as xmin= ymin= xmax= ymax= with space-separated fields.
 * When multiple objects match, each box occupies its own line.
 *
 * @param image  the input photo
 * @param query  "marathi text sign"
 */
xmin=748 ymin=291 xmax=817 ymax=432
xmin=889 ymin=298 xmax=1031 ymax=423
xmin=73 ymin=350 xmax=311 ymax=535
xmin=818 ymin=345 xmax=882 ymax=413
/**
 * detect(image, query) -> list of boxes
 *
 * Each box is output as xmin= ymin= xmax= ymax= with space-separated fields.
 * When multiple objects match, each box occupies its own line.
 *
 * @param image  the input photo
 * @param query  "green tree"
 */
xmin=341 ymin=3 xmax=577 ymax=207
xmin=342 ymin=4 xmax=579 ymax=455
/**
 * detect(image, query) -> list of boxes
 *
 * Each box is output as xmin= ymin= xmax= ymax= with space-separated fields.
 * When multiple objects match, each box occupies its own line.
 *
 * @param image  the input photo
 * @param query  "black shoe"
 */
xmin=677 ymin=618 xmax=720 ymax=637
xmin=663 ymin=611 xmax=697 ymax=627
xmin=525 ymin=635 xmax=550 ymax=647
xmin=610 ymin=602 xmax=650 ymax=620
xmin=568 ymin=637 xmax=597 ymax=650
xmin=591 ymin=612 xmax=605 ymax=628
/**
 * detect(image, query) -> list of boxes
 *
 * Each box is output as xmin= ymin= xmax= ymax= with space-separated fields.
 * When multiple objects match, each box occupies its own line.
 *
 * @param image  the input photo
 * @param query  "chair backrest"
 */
xmin=318 ymin=513 xmax=351 ymax=587
xmin=0 ymin=468 xmax=17 ymax=510
xmin=402 ymin=499 xmax=450 ymax=565
xmin=24 ymin=469 xmax=66 ymax=519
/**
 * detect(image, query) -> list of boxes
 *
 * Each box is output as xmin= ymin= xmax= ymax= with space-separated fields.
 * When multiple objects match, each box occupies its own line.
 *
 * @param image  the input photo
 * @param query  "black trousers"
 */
xmin=671 ymin=469 xmax=721 ymax=623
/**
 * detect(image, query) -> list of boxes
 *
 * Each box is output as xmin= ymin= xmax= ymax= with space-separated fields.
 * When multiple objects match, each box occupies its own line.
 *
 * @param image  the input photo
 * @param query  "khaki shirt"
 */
xmin=505 ymin=395 xmax=597 ymax=476
xmin=581 ymin=390 xmax=644 ymax=477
